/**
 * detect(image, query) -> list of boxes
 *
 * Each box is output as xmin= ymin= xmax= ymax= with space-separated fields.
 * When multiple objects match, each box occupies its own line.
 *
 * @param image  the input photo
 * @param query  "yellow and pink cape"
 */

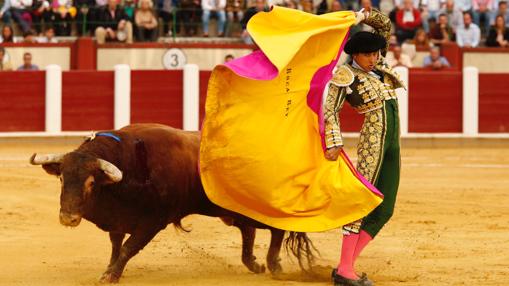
xmin=199 ymin=7 xmax=383 ymax=232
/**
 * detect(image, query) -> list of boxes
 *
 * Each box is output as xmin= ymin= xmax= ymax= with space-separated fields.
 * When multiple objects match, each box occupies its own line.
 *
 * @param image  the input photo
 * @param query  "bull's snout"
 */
xmin=59 ymin=210 xmax=82 ymax=227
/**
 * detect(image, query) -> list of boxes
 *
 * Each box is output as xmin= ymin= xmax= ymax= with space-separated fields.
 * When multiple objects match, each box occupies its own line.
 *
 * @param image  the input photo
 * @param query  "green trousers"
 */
xmin=361 ymin=99 xmax=401 ymax=238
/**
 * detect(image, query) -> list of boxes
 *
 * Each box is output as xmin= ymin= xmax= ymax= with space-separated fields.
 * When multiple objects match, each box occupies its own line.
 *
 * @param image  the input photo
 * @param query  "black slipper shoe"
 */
xmin=331 ymin=269 xmax=374 ymax=286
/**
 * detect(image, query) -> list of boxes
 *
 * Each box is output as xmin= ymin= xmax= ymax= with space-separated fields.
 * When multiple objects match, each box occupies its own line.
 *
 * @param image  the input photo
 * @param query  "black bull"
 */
xmin=30 ymin=123 xmax=316 ymax=283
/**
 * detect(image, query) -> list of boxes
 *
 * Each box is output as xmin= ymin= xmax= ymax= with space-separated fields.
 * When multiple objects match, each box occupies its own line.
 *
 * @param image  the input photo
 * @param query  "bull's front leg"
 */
xmin=100 ymin=227 xmax=161 ymax=283
xmin=107 ymin=232 xmax=126 ymax=267
xmin=236 ymin=223 xmax=265 ymax=274
xmin=266 ymin=229 xmax=284 ymax=275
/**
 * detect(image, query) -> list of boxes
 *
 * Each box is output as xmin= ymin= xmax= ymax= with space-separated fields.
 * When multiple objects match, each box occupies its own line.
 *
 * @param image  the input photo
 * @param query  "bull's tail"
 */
xmin=284 ymin=232 xmax=319 ymax=272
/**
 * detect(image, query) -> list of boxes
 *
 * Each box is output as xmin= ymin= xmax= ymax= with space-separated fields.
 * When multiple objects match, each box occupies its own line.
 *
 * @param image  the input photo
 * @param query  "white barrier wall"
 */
xmin=183 ymin=64 xmax=200 ymax=131
xmin=463 ymin=67 xmax=479 ymax=136
xmin=114 ymin=64 xmax=131 ymax=130
xmin=45 ymin=65 xmax=62 ymax=133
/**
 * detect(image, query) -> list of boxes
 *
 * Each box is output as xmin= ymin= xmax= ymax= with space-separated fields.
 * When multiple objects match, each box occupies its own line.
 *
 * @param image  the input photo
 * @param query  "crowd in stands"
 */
xmin=0 ymin=0 xmax=507 ymax=70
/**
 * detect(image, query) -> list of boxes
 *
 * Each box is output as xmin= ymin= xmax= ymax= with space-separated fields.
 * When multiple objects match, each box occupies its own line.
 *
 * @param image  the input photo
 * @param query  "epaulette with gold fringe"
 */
xmin=331 ymin=65 xmax=354 ymax=87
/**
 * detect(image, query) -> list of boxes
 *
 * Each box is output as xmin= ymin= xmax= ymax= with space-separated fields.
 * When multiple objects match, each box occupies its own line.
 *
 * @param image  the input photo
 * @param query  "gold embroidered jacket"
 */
xmin=324 ymin=9 xmax=405 ymax=149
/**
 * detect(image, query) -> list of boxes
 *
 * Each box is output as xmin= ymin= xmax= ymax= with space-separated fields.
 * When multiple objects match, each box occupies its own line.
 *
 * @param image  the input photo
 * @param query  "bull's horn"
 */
xmin=97 ymin=159 xmax=123 ymax=183
xmin=30 ymin=153 xmax=65 ymax=165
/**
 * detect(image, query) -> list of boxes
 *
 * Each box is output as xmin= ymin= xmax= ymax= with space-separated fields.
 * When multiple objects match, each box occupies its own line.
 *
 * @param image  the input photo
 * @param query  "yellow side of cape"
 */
xmin=200 ymin=7 xmax=383 ymax=232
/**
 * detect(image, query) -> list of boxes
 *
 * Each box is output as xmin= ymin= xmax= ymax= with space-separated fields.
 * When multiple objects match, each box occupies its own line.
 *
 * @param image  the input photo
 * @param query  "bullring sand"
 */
xmin=0 ymin=141 xmax=508 ymax=286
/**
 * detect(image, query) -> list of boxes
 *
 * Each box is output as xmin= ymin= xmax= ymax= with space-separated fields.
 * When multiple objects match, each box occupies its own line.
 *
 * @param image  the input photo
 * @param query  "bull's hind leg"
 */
xmin=100 ymin=227 xmax=161 ymax=283
xmin=266 ymin=229 xmax=284 ymax=275
xmin=236 ymin=224 xmax=266 ymax=273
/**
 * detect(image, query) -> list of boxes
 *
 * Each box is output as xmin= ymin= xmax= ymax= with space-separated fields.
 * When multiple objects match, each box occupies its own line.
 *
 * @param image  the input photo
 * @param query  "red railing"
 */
xmin=0 ymin=71 xmax=45 ymax=132
xmin=479 ymin=73 xmax=509 ymax=133
xmin=408 ymin=68 xmax=463 ymax=133
xmin=62 ymin=71 xmax=114 ymax=131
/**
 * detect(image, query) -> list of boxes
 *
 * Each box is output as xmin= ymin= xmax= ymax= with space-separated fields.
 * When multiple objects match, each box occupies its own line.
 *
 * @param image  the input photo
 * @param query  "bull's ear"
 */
xmin=42 ymin=163 xmax=61 ymax=176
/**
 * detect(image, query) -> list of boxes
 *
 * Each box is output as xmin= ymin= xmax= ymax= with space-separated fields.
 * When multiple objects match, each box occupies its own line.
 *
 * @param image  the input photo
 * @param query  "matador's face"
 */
xmin=353 ymin=51 xmax=379 ymax=72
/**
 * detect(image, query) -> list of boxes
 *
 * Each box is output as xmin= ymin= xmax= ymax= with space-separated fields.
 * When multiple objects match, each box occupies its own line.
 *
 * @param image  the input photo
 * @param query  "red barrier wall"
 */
xmin=479 ymin=73 xmax=509 ymax=133
xmin=0 ymin=71 xmax=45 ymax=132
xmin=62 ymin=71 xmax=114 ymax=131
xmin=131 ymin=70 xmax=183 ymax=128
xmin=408 ymin=69 xmax=463 ymax=132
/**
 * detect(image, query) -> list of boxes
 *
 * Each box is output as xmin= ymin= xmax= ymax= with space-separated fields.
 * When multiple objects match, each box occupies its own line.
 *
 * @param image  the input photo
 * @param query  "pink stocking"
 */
xmin=353 ymin=230 xmax=373 ymax=261
xmin=336 ymin=233 xmax=360 ymax=280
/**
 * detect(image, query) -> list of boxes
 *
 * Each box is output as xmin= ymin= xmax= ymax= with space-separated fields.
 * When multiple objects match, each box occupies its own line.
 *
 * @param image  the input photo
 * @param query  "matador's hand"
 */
xmin=325 ymin=146 xmax=342 ymax=161
xmin=355 ymin=7 xmax=371 ymax=25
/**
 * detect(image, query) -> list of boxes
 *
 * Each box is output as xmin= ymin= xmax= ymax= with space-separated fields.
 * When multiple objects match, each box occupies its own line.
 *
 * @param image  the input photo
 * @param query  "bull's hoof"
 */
xmin=249 ymin=262 xmax=266 ymax=274
xmin=243 ymin=256 xmax=266 ymax=274
xmin=268 ymin=262 xmax=283 ymax=275
xmin=99 ymin=271 xmax=120 ymax=284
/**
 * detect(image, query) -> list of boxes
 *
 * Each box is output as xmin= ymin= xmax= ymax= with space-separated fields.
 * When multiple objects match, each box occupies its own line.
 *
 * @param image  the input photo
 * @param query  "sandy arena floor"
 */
xmin=0 ymin=140 xmax=508 ymax=286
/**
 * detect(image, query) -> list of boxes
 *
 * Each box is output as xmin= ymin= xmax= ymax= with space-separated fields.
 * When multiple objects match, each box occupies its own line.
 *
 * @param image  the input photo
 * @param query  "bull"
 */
xmin=30 ymin=123 xmax=315 ymax=283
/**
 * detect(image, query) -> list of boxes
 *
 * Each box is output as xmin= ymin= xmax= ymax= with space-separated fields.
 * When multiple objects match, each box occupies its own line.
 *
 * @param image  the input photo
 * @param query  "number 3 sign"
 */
xmin=162 ymin=48 xmax=187 ymax=70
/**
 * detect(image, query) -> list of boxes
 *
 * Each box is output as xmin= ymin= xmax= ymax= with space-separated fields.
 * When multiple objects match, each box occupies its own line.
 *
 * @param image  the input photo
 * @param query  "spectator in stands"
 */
xmin=430 ymin=13 xmax=454 ymax=44
xmin=94 ymin=0 xmax=133 ymax=44
xmin=486 ymin=14 xmax=509 ymax=46
xmin=440 ymin=0 xmax=464 ymax=32
xmin=387 ymin=43 xmax=413 ymax=67
xmin=226 ymin=0 xmax=244 ymax=35
xmin=31 ymin=0 xmax=52 ymax=34
xmin=0 ymin=25 xmax=15 ymax=42
xmin=343 ymin=0 xmax=359 ymax=10
xmin=0 ymin=47 xmax=13 ymax=71
xmin=17 ymin=52 xmax=39 ymax=70
xmin=37 ymin=26 xmax=58 ymax=42
xmin=409 ymin=28 xmax=433 ymax=47
xmin=402 ymin=28 xmax=432 ymax=60
xmin=123 ymin=0 xmax=136 ymax=21
xmin=420 ymin=0 xmax=444 ymax=32
xmin=393 ymin=0 xmax=420 ymax=10
xmin=316 ymin=0 xmax=328 ymax=14
xmin=454 ymin=0 xmax=472 ymax=12
xmin=329 ymin=0 xmax=343 ymax=12
xmin=473 ymin=0 xmax=495 ymax=34
xmin=23 ymin=29 xmax=37 ymax=42
xmin=51 ymin=0 xmax=77 ymax=36
xmin=75 ymin=0 xmax=95 ymax=36
xmin=3 ymin=0 xmax=34 ymax=33
xmin=224 ymin=54 xmax=234 ymax=62
xmin=240 ymin=0 xmax=267 ymax=44
xmin=283 ymin=0 xmax=298 ymax=9
xmin=180 ymin=0 xmax=201 ymax=36
xmin=86 ymin=0 xmax=108 ymax=33
xmin=0 ymin=0 xmax=13 ymax=25
xmin=423 ymin=46 xmax=450 ymax=69
xmin=495 ymin=0 xmax=509 ymax=26
xmin=395 ymin=0 xmax=422 ymax=43
xmin=301 ymin=0 xmax=314 ymax=13
xmin=157 ymin=0 xmax=179 ymax=37
xmin=201 ymin=0 xmax=226 ymax=37
xmin=135 ymin=0 xmax=158 ymax=41
xmin=457 ymin=12 xmax=481 ymax=47
xmin=379 ymin=0 xmax=394 ymax=15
